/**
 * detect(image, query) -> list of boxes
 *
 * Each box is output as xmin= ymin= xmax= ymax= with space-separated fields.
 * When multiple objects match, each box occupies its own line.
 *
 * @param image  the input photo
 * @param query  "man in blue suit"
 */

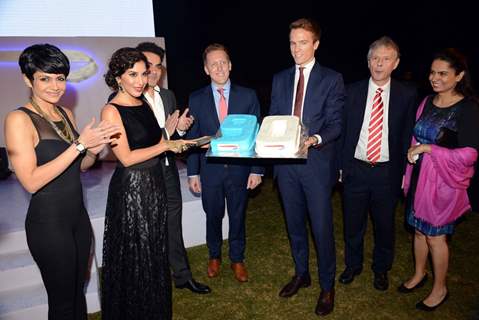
xmin=339 ymin=37 xmax=416 ymax=291
xmin=186 ymin=43 xmax=263 ymax=283
xmin=271 ymin=18 xmax=345 ymax=316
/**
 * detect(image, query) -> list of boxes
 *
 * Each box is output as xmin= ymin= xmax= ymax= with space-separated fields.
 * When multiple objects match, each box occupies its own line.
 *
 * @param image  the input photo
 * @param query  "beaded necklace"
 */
xmin=30 ymin=98 xmax=75 ymax=143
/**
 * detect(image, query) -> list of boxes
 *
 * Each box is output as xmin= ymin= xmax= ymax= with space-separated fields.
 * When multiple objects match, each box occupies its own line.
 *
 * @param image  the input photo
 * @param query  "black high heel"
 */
xmin=416 ymin=292 xmax=449 ymax=311
xmin=397 ymin=273 xmax=428 ymax=293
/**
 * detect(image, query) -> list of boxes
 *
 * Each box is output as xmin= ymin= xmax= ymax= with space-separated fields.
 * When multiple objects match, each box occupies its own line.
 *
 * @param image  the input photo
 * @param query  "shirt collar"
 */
xmin=211 ymin=79 xmax=231 ymax=93
xmin=296 ymin=58 xmax=316 ymax=72
xmin=369 ymin=77 xmax=391 ymax=94
xmin=143 ymin=85 xmax=161 ymax=100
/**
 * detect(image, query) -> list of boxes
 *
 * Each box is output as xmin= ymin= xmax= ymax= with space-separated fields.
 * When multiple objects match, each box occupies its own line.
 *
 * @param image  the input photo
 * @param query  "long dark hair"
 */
xmin=433 ymin=48 xmax=475 ymax=98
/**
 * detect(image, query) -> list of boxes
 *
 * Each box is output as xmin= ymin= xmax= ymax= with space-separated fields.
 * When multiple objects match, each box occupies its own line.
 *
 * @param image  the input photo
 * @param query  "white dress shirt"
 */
xmin=354 ymin=78 xmax=391 ymax=162
xmin=291 ymin=58 xmax=322 ymax=144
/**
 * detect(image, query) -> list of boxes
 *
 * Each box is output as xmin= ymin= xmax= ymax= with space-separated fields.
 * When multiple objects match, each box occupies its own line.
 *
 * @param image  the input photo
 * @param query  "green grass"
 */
xmin=89 ymin=177 xmax=479 ymax=319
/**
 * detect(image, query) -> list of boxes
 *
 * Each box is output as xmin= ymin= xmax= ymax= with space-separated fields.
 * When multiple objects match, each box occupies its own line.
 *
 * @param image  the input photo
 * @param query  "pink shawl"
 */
xmin=403 ymin=97 xmax=478 ymax=226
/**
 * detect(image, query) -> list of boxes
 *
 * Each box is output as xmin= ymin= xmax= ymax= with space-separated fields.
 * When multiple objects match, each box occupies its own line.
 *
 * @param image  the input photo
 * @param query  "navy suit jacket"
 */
xmin=186 ymin=83 xmax=263 ymax=186
xmin=270 ymin=62 xmax=345 ymax=186
xmin=340 ymin=79 xmax=417 ymax=193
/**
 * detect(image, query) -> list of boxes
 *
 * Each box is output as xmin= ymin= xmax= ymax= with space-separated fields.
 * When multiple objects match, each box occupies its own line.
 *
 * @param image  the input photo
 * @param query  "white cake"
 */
xmin=255 ymin=116 xmax=301 ymax=157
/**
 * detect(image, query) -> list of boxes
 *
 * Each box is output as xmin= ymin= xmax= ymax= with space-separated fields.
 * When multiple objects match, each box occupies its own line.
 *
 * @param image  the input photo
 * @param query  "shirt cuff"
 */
xmin=188 ymin=175 xmax=199 ymax=178
xmin=250 ymin=173 xmax=264 ymax=177
xmin=314 ymin=134 xmax=322 ymax=145
xmin=176 ymin=129 xmax=186 ymax=137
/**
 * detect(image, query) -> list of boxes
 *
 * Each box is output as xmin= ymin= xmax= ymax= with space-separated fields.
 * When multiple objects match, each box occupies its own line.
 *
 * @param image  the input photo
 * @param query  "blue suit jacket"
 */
xmin=270 ymin=62 xmax=345 ymax=186
xmin=186 ymin=83 xmax=263 ymax=186
xmin=340 ymin=79 xmax=417 ymax=192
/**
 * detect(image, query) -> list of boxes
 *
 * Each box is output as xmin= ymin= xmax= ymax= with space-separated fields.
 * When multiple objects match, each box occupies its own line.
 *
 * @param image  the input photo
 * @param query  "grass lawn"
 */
xmin=89 ymin=177 xmax=479 ymax=319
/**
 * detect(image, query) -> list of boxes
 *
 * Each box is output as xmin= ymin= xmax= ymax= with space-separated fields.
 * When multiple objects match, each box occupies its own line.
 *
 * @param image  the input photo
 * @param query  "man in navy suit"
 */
xmin=271 ymin=18 xmax=345 ymax=316
xmin=339 ymin=37 xmax=416 ymax=291
xmin=186 ymin=43 xmax=263 ymax=283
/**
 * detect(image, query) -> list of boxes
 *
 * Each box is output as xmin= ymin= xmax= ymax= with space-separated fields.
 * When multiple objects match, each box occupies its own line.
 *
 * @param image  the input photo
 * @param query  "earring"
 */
xmin=118 ymin=83 xmax=124 ymax=92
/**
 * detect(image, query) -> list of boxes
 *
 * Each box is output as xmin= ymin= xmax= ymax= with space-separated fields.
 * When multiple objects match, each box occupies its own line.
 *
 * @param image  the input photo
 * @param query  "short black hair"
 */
xmin=136 ymin=42 xmax=165 ymax=61
xmin=104 ymin=47 xmax=148 ymax=91
xmin=19 ymin=44 xmax=70 ymax=81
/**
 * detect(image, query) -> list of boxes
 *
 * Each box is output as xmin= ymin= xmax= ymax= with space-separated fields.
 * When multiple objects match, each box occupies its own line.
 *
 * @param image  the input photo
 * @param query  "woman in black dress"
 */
xmin=4 ymin=44 xmax=119 ymax=319
xmin=399 ymin=49 xmax=479 ymax=310
xmin=100 ymin=48 xmax=192 ymax=320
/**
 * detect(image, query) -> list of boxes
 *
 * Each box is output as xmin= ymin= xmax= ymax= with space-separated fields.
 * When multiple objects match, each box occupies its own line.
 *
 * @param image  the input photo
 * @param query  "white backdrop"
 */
xmin=0 ymin=0 xmax=154 ymax=37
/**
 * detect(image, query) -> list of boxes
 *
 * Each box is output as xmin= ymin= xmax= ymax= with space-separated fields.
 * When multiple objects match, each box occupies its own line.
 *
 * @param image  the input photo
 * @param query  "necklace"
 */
xmin=30 ymin=98 xmax=75 ymax=143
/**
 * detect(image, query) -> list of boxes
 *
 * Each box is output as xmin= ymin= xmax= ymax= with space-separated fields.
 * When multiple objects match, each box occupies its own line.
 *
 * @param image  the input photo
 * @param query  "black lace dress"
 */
xmin=101 ymin=102 xmax=171 ymax=320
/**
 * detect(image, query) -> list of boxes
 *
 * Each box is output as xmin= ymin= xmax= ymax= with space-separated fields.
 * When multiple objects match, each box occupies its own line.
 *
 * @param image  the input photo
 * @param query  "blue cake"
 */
xmin=210 ymin=114 xmax=258 ymax=156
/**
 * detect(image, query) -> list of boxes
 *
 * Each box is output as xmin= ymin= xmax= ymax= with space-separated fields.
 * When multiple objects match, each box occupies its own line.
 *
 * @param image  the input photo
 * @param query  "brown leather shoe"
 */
xmin=279 ymin=275 xmax=311 ymax=298
xmin=231 ymin=262 xmax=248 ymax=282
xmin=315 ymin=288 xmax=335 ymax=316
xmin=207 ymin=259 xmax=221 ymax=278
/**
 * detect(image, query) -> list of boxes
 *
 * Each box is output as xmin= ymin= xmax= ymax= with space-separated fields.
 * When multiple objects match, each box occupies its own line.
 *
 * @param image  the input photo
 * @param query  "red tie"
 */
xmin=293 ymin=67 xmax=305 ymax=118
xmin=217 ymin=88 xmax=228 ymax=122
xmin=366 ymin=88 xmax=384 ymax=163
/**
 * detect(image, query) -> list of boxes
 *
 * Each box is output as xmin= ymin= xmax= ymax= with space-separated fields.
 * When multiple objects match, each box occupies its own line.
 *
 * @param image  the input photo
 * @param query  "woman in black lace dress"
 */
xmin=100 ymin=48 xmax=192 ymax=320
xmin=4 ymin=44 xmax=119 ymax=320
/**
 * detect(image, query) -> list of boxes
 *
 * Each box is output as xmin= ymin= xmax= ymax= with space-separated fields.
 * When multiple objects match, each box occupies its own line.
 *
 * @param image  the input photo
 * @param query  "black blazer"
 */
xmin=340 ymin=79 xmax=417 ymax=193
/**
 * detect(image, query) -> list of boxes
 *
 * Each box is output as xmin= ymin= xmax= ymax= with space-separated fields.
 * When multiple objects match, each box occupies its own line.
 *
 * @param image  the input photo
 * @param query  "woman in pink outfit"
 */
xmin=399 ymin=48 xmax=479 ymax=311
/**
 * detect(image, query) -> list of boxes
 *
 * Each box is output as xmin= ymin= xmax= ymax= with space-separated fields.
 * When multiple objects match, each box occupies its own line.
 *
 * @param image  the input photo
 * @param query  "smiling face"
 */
xmin=204 ymin=49 xmax=231 ymax=87
xmin=24 ymin=71 xmax=67 ymax=105
xmin=368 ymin=45 xmax=400 ymax=86
xmin=289 ymin=28 xmax=319 ymax=66
xmin=429 ymin=59 xmax=464 ymax=94
xmin=142 ymin=51 xmax=162 ymax=88
xmin=117 ymin=61 xmax=148 ymax=97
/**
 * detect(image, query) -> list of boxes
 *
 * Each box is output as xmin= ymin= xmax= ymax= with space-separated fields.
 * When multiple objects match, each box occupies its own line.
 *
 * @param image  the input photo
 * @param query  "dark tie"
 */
xmin=293 ymin=67 xmax=305 ymax=118
xmin=366 ymin=87 xmax=384 ymax=163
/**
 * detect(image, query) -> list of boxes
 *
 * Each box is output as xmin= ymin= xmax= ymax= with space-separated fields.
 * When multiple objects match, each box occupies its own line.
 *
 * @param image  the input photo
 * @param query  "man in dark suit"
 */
xmin=271 ymin=18 xmax=345 ymax=316
xmin=186 ymin=43 xmax=263 ymax=283
xmin=339 ymin=37 xmax=416 ymax=291
xmin=136 ymin=42 xmax=211 ymax=294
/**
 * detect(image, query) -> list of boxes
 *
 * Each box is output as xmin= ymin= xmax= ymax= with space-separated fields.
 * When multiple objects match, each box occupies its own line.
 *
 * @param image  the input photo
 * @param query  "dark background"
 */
xmin=153 ymin=0 xmax=478 ymax=114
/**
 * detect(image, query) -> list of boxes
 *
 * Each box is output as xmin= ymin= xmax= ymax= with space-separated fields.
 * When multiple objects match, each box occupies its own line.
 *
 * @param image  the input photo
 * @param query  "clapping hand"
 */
xmin=78 ymin=118 xmax=121 ymax=154
xmin=177 ymin=108 xmax=194 ymax=132
xmin=165 ymin=111 xmax=180 ymax=136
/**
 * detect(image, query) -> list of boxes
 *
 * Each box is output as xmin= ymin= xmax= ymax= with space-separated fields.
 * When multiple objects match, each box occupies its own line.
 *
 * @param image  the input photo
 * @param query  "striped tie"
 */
xmin=366 ymin=88 xmax=384 ymax=163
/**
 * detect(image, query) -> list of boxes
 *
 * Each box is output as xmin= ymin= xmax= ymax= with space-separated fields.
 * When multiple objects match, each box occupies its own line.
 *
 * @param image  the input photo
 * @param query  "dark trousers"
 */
xmin=342 ymin=160 xmax=398 ymax=273
xmin=277 ymin=165 xmax=336 ymax=291
xmin=201 ymin=169 xmax=248 ymax=263
xmin=160 ymin=159 xmax=192 ymax=286
xmin=26 ymin=213 xmax=92 ymax=320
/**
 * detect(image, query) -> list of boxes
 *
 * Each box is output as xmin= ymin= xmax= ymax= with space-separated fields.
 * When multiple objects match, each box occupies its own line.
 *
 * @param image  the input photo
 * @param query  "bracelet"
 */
xmin=86 ymin=150 xmax=97 ymax=159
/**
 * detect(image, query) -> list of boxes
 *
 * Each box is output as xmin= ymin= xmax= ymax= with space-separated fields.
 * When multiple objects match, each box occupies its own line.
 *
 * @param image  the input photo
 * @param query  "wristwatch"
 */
xmin=73 ymin=140 xmax=86 ymax=154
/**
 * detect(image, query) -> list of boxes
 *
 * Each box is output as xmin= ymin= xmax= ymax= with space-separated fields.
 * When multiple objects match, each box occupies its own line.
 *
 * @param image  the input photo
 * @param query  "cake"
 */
xmin=255 ymin=115 xmax=301 ymax=157
xmin=210 ymin=114 xmax=258 ymax=156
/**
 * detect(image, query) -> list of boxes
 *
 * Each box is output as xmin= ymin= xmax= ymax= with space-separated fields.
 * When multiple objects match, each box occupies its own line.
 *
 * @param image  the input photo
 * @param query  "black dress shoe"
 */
xmin=416 ymin=292 xmax=449 ymax=311
xmin=373 ymin=272 xmax=389 ymax=291
xmin=397 ymin=274 xmax=428 ymax=293
xmin=279 ymin=275 xmax=311 ymax=298
xmin=315 ymin=288 xmax=335 ymax=316
xmin=339 ymin=267 xmax=362 ymax=284
xmin=176 ymin=279 xmax=211 ymax=294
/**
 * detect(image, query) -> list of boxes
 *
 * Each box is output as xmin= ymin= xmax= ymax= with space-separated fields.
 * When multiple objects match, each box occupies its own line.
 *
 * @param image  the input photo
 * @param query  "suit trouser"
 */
xmin=277 ymin=164 xmax=336 ymax=291
xmin=342 ymin=160 xmax=398 ymax=273
xmin=160 ymin=160 xmax=193 ymax=286
xmin=201 ymin=169 xmax=248 ymax=263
